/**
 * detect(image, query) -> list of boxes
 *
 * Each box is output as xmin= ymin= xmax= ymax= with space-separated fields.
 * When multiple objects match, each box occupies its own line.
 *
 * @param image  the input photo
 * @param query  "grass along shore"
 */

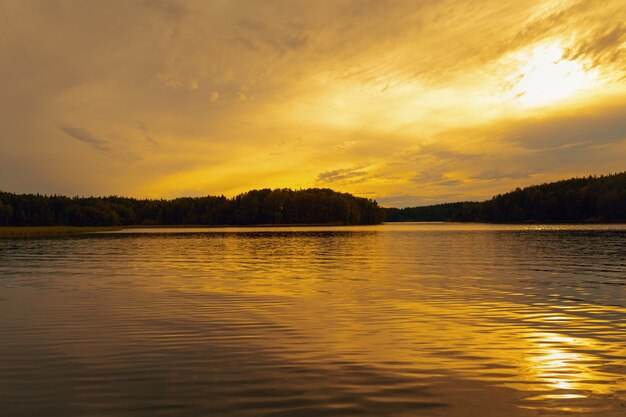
xmin=0 ymin=226 xmax=123 ymax=238
xmin=0 ymin=223 xmax=355 ymax=238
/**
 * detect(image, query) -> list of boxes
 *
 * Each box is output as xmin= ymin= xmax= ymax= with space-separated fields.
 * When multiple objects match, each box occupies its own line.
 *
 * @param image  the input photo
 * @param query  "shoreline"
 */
xmin=0 ymin=226 xmax=124 ymax=239
xmin=0 ymin=223 xmax=365 ymax=238
xmin=2 ymin=221 xmax=625 ymax=238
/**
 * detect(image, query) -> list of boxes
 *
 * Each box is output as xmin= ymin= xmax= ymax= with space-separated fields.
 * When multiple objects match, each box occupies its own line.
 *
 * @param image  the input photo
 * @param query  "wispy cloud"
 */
xmin=471 ymin=168 xmax=535 ymax=181
xmin=565 ymin=24 xmax=626 ymax=66
xmin=413 ymin=171 xmax=463 ymax=187
xmin=503 ymin=104 xmax=626 ymax=149
xmin=136 ymin=121 xmax=159 ymax=147
xmin=317 ymin=166 xmax=369 ymax=183
xmin=58 ymin=124 xmax=111 ymax=153
xmin=1 ymin=0 xmax=625 ymax=200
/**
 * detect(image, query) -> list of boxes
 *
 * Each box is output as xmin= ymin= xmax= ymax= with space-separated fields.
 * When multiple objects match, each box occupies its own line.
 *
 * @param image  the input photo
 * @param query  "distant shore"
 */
xmin=0 ymin=223 xmax=355 ymax=238
xmin=3 ymin=221 xmax=626 ymax=238
xmin=0 ymin=226 xmax=123 ymax=238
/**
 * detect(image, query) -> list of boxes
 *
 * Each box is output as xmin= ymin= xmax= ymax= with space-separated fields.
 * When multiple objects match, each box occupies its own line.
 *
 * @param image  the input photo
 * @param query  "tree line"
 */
xmin=384 ymin=202 xmax=466 ymax=222
xmin=2 ymin=172 xmax=624 ymax=227
xmin=0 ymin=188 xmax=384 ymax=227
xmin=384 ymin=172 xmax=626 ymax=223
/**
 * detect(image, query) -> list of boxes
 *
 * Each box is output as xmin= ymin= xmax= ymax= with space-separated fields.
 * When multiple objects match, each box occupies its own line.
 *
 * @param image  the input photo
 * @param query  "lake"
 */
xmin=1 ymin=223 xmax=625 ymax=416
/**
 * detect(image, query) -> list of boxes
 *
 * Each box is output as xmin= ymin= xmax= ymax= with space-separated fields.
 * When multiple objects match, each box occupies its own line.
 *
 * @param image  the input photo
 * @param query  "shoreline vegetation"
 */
xmin=0 ymin=223 xmax=383 ymax=239
xmin=0 ymin=226 xmax=123 ymax=239
xmin=0 ymin=188 xmax=385 ymax=229
xmin=1 ymin=172 xmax=624 ymax=236
xmin=3 ymin=220 xmax=625 ymax=239
xmin=386 ymin=171 xmax=626 ymax=223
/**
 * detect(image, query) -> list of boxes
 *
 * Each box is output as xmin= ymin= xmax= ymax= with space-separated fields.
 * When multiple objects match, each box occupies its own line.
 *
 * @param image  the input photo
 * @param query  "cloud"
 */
xmin=500 ymin=0 xmax=626 ymax=77
xmin=269 ymin=137 xmax=302 ymax=156
xmin=565 ymin=24 xmax=626 ymax=67
xmin=135 ymin=121 xmax=159 ymax=147
xmin=504 ymin=104 xmax=626 ymax=150
xmin=235 ymin=19 xmax=308 ymax=55
xmin=471 ymin=168 xmax=535 ymax=181
xmin=413 ymin=171 xmax=463 ymax=187
xmin=415 ymin=144 xmax=481 ymax=162
xmin=317 ymin=166 xmax=369 ymax=183
xmin=144 ymin=0 xmax=189 ymax=19
xmin=1 ymin=0 xmax=625 ymax=202
xmin=58 ymin=124 xmax=111 ymax=153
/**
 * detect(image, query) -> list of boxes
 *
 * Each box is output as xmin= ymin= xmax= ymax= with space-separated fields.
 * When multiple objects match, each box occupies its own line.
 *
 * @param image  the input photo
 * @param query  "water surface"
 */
xmin=1 ymin=223 xmax=625 ymax=416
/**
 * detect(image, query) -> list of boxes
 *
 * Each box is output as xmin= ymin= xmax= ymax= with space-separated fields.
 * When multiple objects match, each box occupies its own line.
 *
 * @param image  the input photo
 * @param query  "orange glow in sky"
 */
xmin=1 ymin=0 xmax=625 ymax=206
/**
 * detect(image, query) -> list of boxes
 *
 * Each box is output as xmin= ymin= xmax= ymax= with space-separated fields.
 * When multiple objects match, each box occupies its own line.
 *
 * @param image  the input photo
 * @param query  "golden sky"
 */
xmin=1 ymin=0 xmax=625 ymax=206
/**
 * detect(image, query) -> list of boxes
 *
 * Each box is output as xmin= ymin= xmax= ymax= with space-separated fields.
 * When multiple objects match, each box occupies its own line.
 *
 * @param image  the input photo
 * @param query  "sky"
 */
xmin=1 ymin=0 xmax=625 ymax=207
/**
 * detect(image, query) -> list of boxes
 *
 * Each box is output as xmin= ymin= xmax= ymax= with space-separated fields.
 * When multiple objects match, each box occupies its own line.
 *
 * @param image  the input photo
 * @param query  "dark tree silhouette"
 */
xmin=0 ymin=188 xmax=385 ymax=227
xmin=384 ymin=172 xmax=626 ymax=223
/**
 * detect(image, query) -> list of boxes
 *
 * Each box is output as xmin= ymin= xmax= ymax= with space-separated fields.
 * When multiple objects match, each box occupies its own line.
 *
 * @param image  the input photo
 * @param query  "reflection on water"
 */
xmin=0 ymin=223 xmax=624 ymax=416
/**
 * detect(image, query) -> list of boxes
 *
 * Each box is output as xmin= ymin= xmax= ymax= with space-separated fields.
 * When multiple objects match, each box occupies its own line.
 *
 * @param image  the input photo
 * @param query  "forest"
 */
xmin=385 ymin=172 xmax=626 ymax=222
xmin=0 ymin=188 xmax=384 ymax=227
xmin=2 ymin=172 xmax=624 ymax=227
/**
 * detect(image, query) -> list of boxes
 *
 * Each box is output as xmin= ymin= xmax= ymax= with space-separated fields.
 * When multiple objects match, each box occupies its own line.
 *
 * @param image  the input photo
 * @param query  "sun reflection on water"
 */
xmin=1 ymin=225 xmax=625 ymax=416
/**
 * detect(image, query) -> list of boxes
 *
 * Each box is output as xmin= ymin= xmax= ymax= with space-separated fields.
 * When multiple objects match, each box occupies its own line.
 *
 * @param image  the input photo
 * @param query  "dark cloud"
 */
xmin=500 ymin=0 xmax=589 ymax=53
xmin=269 ymin=137 xmax=302 ymax=156
xmin=504 ymin=104 xmax=626 ymax=150
xmin=0 ymin=0 xmax=624 ymax=200
xmin=136 ymin=121 xmax=159 ymax=147
xmin=471 ymin=168 xmax=535 ymax=181
xmin=389 ymin=144 xmax=481 ymax=168
xmin=236 ymin=19 xmax=308 ymax=55
xmin=418 ymin=144 xmax=481 ymax=161
xmin=317 ymin=166 xmax=369 ymax=183
xmin=143 ymin=0 xmax=189 ymax=19
xmin=230 ymin=36 xmax=261 ymax=52
xmin=491 ymin=0 xmax=625 ymax=82
xmin=565 ymin=24 xmax=626 ymax=67
xmin=521 ymin=138 xmax=626 ymax=178
xmin=413 ymin=170 xmax=462 ymax=187
xmin=58 ymin=124 xmax=111 ymax=153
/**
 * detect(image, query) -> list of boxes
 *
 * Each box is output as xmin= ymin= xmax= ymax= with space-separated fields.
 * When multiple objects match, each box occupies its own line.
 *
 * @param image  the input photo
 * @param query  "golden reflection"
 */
xmin=120 ymin=226 xmax=626 ymax=415
xmin=525 ymin=393 xmax=587 ymax=400
xmin=519 ymin=332 xmax=615 ymax=396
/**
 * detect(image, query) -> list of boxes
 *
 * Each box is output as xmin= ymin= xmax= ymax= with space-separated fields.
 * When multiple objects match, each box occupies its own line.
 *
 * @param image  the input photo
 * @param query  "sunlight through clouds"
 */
xmin=507 ymin=42 xmax=600 ymax=108
xmin=0 ymin=0 xmax=624 ymax=205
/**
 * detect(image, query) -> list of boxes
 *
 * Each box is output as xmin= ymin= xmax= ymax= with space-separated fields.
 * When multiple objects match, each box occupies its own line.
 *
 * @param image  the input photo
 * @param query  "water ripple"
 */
xmin=0 ymin=223 xmax=624 ymax=416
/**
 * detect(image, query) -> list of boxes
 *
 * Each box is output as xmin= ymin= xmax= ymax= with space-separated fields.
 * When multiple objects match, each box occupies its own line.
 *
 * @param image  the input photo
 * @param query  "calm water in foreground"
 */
xmin=1 ymin=223 xmax=625 ymax=416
